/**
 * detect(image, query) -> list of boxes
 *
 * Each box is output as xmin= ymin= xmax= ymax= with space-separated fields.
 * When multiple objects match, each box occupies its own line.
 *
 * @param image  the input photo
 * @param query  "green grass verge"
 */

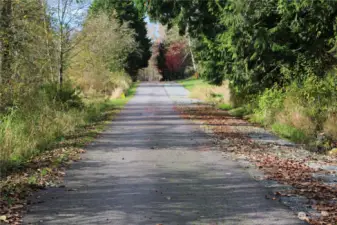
xmin=178 ymin=77 xmax=210 ymax=91
xmin=0 ymin=83 xmax=138 ymax=176
xmin=271 ymin=123 xmax=309 ymax=143
xmin=228 ymin=106 xmax=250 ymax=117
xmin=217 ymin=103 xmax=232 ymax=110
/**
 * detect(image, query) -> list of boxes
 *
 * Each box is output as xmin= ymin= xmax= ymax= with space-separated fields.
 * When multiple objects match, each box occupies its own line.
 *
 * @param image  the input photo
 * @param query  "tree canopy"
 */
xmin=90 ymin=0 xmax=151 ymax=80
xmin=138 ymin=0 xmax=337 ymax=94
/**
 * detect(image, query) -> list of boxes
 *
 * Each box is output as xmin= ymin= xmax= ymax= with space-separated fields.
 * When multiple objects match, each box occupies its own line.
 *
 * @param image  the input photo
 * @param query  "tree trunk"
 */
xmin=0 ymin=0 xmax=13 ymax=84
xmin=40 ymin=0 xmax=54 ymax=82
xmin=187 ymin=32 xmax=197 ymax=72
xmin=59 ymin=50 xmax=63 ymax=87
xmin=58 ymin=17 xmax=63 ymax=88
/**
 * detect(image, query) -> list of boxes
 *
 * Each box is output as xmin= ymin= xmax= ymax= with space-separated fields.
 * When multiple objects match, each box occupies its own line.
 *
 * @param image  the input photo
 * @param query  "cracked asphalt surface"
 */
xmin=23 ymin=82 xmax=304 ymax=225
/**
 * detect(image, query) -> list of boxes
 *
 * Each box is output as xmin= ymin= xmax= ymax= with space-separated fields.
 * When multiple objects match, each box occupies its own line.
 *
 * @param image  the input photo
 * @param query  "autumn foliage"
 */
xmin=154 ymin=40 xmax=191 ymax=81
xmin=165 ymin=41 xmax=186 ymax=72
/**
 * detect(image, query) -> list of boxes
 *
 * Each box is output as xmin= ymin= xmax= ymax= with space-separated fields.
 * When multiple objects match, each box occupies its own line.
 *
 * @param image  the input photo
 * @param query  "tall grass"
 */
xmin=179 ymin=77 xmax=231 ymax=104
xmin=180 ymin=75 xmax=336 ymax=148
xmin=250 ymin=74 xmax=337 ymax=147
xmin=0 ymin=81 xmax=135 ymax=175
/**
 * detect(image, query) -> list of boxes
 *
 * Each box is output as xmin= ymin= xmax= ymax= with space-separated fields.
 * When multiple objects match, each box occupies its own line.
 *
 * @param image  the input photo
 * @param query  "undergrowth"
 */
xmin=249 ymin=74 xmax=337 ymax=150
xmin=178 ymin=77 xmax=232 ymax=106
xmin=0 ymin=82 xmax=138 ymax=176
xmin=179 ymin=75 xmax=336 ymax=150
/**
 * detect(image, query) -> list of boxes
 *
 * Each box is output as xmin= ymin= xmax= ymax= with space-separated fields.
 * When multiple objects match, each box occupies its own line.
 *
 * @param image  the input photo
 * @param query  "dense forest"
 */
xmin=0 ymin=0 xmax=150 ymax=173
xmin=140 ymin=0 xmax=337 ymax=148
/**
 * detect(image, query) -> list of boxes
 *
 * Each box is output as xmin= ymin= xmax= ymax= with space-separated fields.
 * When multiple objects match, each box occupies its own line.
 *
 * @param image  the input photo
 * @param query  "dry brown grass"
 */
xmin=324 ymin=112 xmax=337 ymax=140
xmin=276 ymin=98 xmax=316 ymax=136
xmin=189 ymin=80 xmax=231 ymax=104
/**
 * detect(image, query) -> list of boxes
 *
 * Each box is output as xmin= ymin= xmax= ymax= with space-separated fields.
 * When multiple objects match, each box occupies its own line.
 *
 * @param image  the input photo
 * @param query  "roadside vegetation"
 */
xmin=0 ymin=0 xmax=148 ymax=223
xmin=140 ymin=0 xmax=337 ymax=152
xmin=179 ymin=75 xmax=336 ymax=150
xmin=0 ymin=0 xmax=150 ymax=174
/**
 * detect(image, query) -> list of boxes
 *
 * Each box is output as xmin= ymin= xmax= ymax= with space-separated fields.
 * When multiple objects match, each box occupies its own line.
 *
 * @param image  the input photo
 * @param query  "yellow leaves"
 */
xmin=328 ymin=148 xmax=337 ymax=156
xmin=0 ymin=215 xmax=9 ymax=223
xmin=321 ymin=211 xmax=329 ymax=217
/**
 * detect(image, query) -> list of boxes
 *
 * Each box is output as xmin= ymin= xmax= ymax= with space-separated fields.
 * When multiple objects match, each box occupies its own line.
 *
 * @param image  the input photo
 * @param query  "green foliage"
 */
xmin=0 ymin=1 xmax=143 ymax=173
xmin=40 ymin=83 xmax=84 ymax=110
xmin=271 ymin=123 xmax=308 ymax=144
xmin=0 ymin=84 xmax=85 ymax=170
xmin=0 ymin=83 xmax=138 ymax=173
xmin=285 ymin=74 xmax=337 ymax=125
xmin=141 ymin=0 xmax=337 ymax=89
xmin=229 ymin=106 xmax=252 ymax=118
xmin=252 ymin=88 xmax=285 ymax=125
xmin=90 ymin=0 xmax=151 ymax=79
xmin=0 ymin=0 xmax=58 ymax=112
xmin=218 ymin=103 xmax=232 ymax=111
xmin=249 ymin=75 xmax=336 ymax=144
xmin=68 ymin=12 xmax=135 ymax=96
xmin=142 ymin=0 xmax=337 ymax=145
xmin=178 ymin=77 xmax=209 ymax=91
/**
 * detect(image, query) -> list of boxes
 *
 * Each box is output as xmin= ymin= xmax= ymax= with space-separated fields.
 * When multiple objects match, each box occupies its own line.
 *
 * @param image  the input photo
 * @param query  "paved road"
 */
xmin=24 ymin=83 xmax=304 ymax=225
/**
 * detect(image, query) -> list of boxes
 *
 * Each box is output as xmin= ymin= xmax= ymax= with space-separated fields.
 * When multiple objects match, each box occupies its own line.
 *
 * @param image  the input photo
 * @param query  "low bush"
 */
xmin=248 ymin=74 xmax=336 ymax=146
xmin=251 ymin=87 xmax=285 ymax=125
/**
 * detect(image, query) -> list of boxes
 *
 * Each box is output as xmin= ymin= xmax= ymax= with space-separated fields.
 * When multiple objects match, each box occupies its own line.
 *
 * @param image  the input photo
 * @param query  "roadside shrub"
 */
xmin=276 ymin=97 xmax=316 ymax=136
xmin=248 ymin=74 xmax=336 ymax=144
xmin=67 ymin=12 xmax=136 ymax=98
xmin=285 ymin=75 xmax=336 ymax=127
xmin=40 ymin=83 xmax=84 ymax=109
xmin=229 ymin=106 xmax=249 ymax=118
xmin=0 ymin=84 xmax=89 ymax=173
xmin=251 ymin=87 xmax=285 ymax=125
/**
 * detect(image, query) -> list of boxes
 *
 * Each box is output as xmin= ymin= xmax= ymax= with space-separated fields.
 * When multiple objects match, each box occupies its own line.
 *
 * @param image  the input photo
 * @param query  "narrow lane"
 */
xmin=24 ymin=82 xmax=303 ymax=225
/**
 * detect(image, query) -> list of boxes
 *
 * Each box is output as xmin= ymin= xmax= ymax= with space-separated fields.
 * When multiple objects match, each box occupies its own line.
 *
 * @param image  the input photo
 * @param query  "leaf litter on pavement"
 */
xmin=0 ymin=107 xmax=119 ymax=225
xmin=0 ymin=147 xmax=85 ymax=224
xmin=176 ymin=104 xmax=337 ymax=225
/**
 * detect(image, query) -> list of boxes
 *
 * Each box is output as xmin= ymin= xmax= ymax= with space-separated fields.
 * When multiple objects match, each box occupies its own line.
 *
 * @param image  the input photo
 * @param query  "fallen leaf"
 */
xmin=298 ymin=212 xmax=308 ymax=221
xmin=321 ymin=211 xmax=329 ymax=217
xmin=0 ymin=215 xmax=8 ymax=223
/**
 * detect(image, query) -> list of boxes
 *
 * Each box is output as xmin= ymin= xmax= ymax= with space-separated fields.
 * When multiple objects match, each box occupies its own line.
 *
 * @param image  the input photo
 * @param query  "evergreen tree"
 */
xmin=138 ymin=0 xmax=337 ymax=93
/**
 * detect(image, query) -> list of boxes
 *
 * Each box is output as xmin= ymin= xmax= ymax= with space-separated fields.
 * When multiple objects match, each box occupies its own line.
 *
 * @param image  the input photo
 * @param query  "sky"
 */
xmin=145 ymin=16 xmax=160 ymax=41
xmin=47 ymin=0 xmax=159 ymax=41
